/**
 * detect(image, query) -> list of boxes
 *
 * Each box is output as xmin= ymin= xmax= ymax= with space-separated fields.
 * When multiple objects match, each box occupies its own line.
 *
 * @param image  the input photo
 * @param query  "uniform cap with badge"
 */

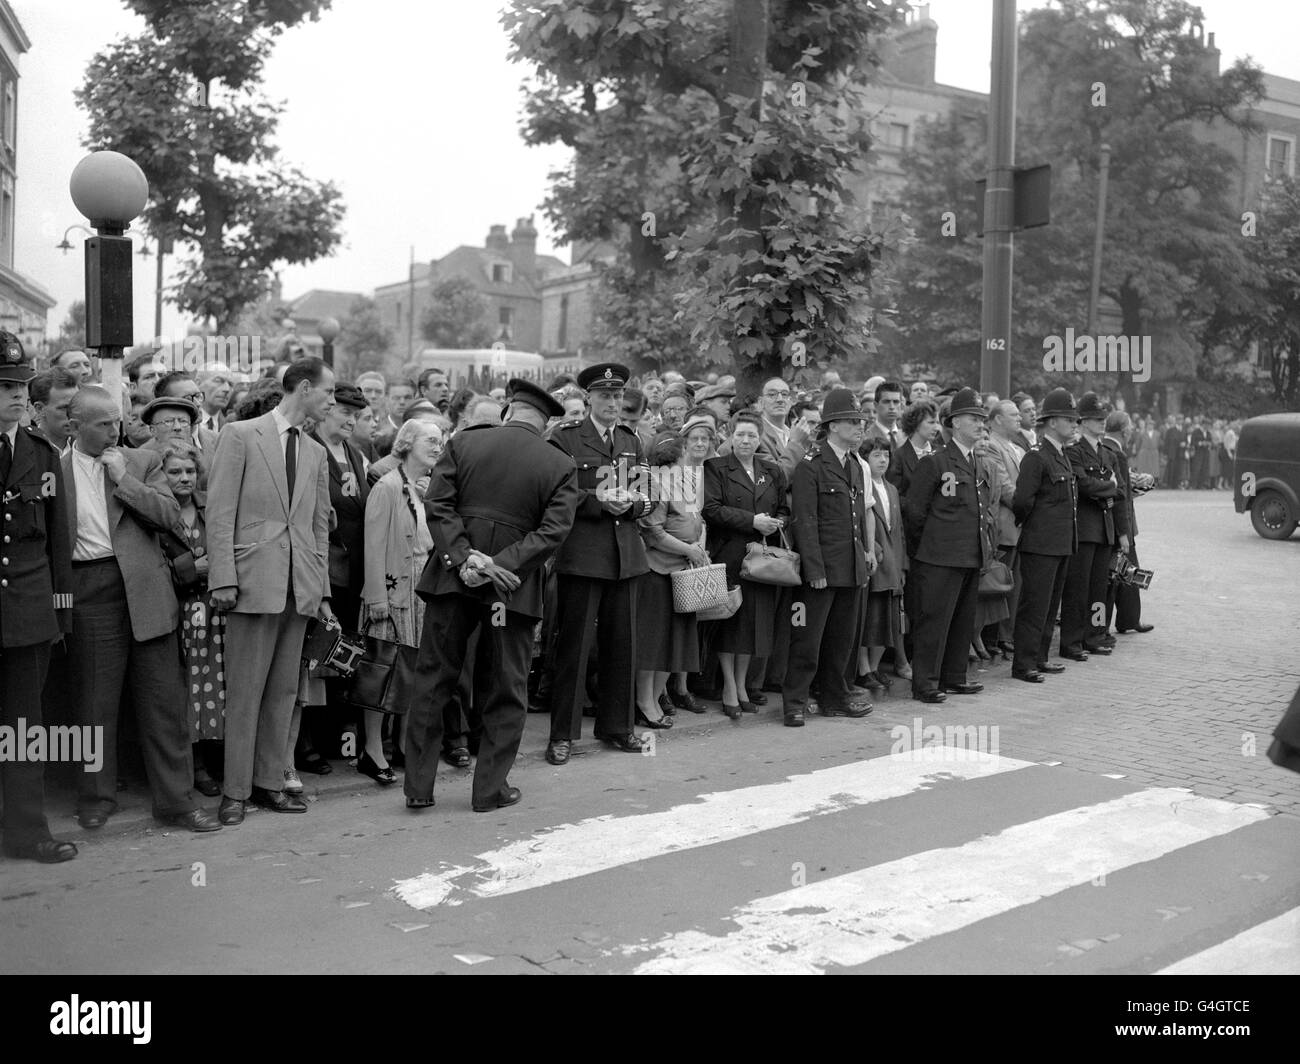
xmin=818 ymin=388 xmax=870 ymax=424
xmin=942 ymin=387 xmax=989 ymax=427
xmin=1036 ymin=387 xmax=1081 ymax=423
xmin=577 ymin=362 xmax=630 ymax=392
xmin=1076 ymin=391 xmax=1111 ymax=422
xmin=0 ymin=330 xmax=34 ymax=383
xmin=507 ymin=377 xmax=564 ymax=419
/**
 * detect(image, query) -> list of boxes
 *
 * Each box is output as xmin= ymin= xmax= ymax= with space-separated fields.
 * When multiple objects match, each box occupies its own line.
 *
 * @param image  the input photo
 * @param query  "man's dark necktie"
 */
xmin=285 ymin=427 xmax=298 ymax=499
xmin=0 ymin=434 xmax=11 ymax=486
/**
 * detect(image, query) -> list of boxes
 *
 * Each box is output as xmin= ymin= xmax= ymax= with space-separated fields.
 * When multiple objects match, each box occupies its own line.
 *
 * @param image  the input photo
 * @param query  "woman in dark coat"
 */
xmin=884 ymin=399 xmax=938 ymax=681
xmin=703 ymin=411 xmax=790 ymax=718
xmin=856 ymin=436 xmax=904 ymax=691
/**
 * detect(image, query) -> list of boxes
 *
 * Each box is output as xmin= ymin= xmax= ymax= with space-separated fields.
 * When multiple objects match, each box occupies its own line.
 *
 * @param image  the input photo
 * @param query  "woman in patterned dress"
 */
xmin=158 ymin=440 xmax=225 ymax=798
xmin=360 ymin=419 xmax=442 ymax=783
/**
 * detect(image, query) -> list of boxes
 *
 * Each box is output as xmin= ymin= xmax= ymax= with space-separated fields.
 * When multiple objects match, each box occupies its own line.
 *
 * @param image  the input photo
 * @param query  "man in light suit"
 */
xmin=207 ymin=358 xmax=335 ymax=824
xmin=62 ymin=387 xmax=221 ymax=833
xmin=985 ymin=400 xmax=1025 ymax=654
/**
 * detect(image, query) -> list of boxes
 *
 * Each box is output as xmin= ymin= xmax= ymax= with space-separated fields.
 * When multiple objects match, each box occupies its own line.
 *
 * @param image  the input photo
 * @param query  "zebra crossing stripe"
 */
xmin=624 ymin=789 xmax=1269 ymax=974
xmin=1157 ymin=907 xmax=1300 ymax=975
xmin=392 ymin=749 xmax=1034 ymax=909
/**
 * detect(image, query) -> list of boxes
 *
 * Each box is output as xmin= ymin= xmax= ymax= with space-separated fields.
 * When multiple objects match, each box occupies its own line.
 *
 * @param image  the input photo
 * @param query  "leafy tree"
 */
xmin=76 ymin=1 xmax=345 ymax=333
xmin=52 ymin=301 xmax=88 ymax=356
xmin=506 ymin=0 xmax=909 ymax=394
xmin=420 ymin=277 xmax=494 ymax=349
xmin=339 ymin=296 xmax=394 ymax=380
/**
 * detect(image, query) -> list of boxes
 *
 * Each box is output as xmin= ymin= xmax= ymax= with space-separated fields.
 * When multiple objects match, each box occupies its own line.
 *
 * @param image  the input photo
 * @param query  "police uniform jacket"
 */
xmin=549 ymin=415 xmax=650 ymax=581
xmin=0 ymin=425 xmax=73 ymax=647
xmin=1012 ymin=439 xmax=1078 ymax=556
xmin=1068 ymin=435 xmax=1128 ymax=545
xmin=419 ymin=421 xmax=579 ymax=620
xmin=903 ymin=439 xmax=993 ymax=570
xmin=1100 ymin=436 xmax=1138 ymax=538
xmin=790 ymin=443 xmax=872 ymax=587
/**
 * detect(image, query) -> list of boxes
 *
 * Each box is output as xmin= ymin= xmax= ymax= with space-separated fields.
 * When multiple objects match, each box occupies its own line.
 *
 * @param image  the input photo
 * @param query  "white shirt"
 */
xmin=871 ymin=476 xmax=892 ymax=530
xmin=874 ymin=421 xmax=902 ymax=448
xmin=1044 ymin=434 xmax=1065 ymax=454
xmin=1021 ymin=426 xmax=1038 ymax=448
xmin=1 ymin=424 xmax=15 ymax=454
xmin=954 ymin=440 xmax=974 ymax=463
xmin=70 ymin=444 xmax=115 ymax=561
xmin=271 ymin=406 xmax=298 ymax=457
xmin=824 ymin=439 xmax=851 ymax=468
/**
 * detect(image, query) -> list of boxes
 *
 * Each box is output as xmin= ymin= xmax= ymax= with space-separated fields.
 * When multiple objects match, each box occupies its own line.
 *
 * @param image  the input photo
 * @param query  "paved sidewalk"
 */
xmin=39 ymin=488 xmax=1300 ymax=841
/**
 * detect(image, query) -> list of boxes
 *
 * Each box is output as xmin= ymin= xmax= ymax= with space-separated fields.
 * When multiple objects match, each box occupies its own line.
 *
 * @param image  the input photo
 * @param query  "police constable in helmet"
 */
xmin=1061 ymin=392 xmax=1129 ymax=661
xmin=1009 ymin=387 xmax=1080 ymax=682
xmin=545 ymin=363 xmax=653 ymax=765
xmin=0 ymin=332 xmax=78 ymax=862
xmin=902 ymin=386 xmax=995 ymax=703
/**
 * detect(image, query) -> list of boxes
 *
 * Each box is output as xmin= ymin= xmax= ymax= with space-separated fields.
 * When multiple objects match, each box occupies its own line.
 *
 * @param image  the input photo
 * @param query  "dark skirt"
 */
xmin=638 ymin=571 xmax=700 ymax=672
xmin=863 ymin=590 xmax=902 ymax=647
xmin=714 ymin=578 xmax=777 ymax=656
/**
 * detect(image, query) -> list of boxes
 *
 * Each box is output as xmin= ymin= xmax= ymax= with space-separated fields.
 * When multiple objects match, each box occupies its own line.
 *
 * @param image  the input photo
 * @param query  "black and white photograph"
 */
xmin=0 ymin=0 xmax=1297 ymax=1022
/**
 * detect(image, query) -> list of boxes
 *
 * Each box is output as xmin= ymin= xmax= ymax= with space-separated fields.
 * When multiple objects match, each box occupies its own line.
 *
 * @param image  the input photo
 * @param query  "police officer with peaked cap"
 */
xmin=0 ymin=332 xmax=78 ymax=862
xmin=404 ymin=377 xmax=580 ymax=810
xmin=903 ymin=386 xmax=995 ymax=703
xmin=1009 ymin=387 xmax=1080 ymax=682
xmin=1061 ymin=391 xmax=1129 ymax=660
xmin=545 ymin=362 xmax=653 ymax=764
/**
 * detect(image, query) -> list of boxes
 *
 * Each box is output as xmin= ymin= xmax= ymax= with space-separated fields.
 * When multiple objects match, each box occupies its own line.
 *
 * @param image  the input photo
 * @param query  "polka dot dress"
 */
xmin=178 ymin=518 xmax=227 ymax=740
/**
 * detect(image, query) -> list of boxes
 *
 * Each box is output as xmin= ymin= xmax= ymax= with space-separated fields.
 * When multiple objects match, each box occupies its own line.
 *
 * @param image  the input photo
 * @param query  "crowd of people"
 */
xmin=2 ymin=332 xmax=1174 ymax=864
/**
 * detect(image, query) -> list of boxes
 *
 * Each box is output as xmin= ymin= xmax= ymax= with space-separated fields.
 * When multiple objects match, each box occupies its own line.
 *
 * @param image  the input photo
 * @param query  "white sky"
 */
xmin=14 ymin=0 xmax=1300 ymax=339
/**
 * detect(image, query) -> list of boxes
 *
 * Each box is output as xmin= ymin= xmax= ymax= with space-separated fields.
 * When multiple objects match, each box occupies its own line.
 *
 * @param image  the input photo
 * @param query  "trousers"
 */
xmin=909 ymin=561 xmax=979 ymax=694
xmin=783 ymin=584 xmax=863 ymax=715
xmin=1013 ymin=552 xmax=1070 ymax=673
xmin=549 ymin=575 xmax=638 ymax=741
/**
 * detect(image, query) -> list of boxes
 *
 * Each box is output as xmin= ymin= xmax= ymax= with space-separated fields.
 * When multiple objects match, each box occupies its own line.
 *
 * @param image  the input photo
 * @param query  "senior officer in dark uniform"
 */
xmin=1010 ymin=388 xmax=1080 ymax=682
xmin=546 ymin=362 xmax=652 ymax=765
xmin=1061 ymin=392 xmax=1129 ymax=660
xmin=903 ymin=387 xmax=994 ymax=703
xmin=784 ymin=389 xmax=876 ymax=727
xmin=405 ymin=379 xmax=579 ymax=810
xmin=0 ymin=333 xmax=78 ymax=863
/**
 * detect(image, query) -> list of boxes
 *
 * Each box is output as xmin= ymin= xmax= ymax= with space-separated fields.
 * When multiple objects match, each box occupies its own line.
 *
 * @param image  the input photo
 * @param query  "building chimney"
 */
xmin=509 ymin=215 xmax=538 ymax=283
xmin=886 ymin=5 xmax=938 ymax=87
xmin=1201 ymin=30 xmax=1220 ymax=77
xmin=485 ymin=224 xmax=509 ymax=253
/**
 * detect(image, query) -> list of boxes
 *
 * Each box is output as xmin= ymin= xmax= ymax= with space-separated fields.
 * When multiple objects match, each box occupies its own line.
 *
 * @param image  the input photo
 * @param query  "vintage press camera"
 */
xmin=1110 ymin=551 xmax=1153 ymax=589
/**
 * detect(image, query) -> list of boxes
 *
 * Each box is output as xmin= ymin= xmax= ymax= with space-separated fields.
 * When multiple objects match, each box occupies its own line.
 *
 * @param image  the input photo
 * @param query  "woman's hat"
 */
xmin=679 ymin=414 xmax=717 ymax=438
xmin=332 ymin=383 xmax=369 ymax=412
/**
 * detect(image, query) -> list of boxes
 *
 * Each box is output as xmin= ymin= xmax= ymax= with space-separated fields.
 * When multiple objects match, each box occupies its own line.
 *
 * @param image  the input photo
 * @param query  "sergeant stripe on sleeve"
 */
xmin=53 ymin=593 xmax=74 ymax=609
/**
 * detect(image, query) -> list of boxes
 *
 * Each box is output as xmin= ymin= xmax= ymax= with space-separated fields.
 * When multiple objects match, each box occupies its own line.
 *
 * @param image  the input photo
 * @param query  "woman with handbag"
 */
xmin=703 ymin=411 xmax=790 ymax=719
xmin=359 ymin=419 xmax=441 ymax=785
xmin=634 ymin=433 xmax=708 ymax=728
xmin=884 ymin=400 xmax=938 ymax=681
xmin=157 ymin=440 xmax=225 ymax=798
xmin=855 ymin=437 xmax=903 ymax=692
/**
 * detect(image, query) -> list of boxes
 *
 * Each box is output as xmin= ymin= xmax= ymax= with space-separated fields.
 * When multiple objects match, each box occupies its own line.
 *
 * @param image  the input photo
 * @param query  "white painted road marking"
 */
xmin=392 ymin=750 xmax=1033 ymax=908
xmin=624 ymin=789 xmax=1270 ymax=974
xmin=1158 ymin=907 xmax=1300 ymax=975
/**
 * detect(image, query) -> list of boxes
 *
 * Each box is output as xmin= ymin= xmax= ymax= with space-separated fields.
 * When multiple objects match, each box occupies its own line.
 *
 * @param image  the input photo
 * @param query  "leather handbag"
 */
xmin=696 ymin=584 xmax=742 ymax=622
xmin=344 ymin=622 xmax=419 ymax=716
xmin=740 ymin=530 xmax=801 ymax=586
xmin=978 ymin=560 xmax=1013 ymax=597
xmin=670 ymin=562 xmax=730 ymax=614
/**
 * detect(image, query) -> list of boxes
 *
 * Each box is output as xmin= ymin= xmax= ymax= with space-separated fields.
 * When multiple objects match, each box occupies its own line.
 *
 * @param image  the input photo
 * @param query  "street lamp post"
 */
xmin=68 ymin=150 xmax=149 ymax=396
xmin=318 ymin=316 xmax=339 ymax=370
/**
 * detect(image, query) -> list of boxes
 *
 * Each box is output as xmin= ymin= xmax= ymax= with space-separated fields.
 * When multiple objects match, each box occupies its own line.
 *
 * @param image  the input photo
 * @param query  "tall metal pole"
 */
xmin=407 ymin=244 xmax=415 ymax=360
xmin=1087 ymin=143 xmax=1111 ymax=336
xmin=154 ymin=240 xmax=165 ymax=339
xmin=980 ymin=0 xmax=1017 ymax=397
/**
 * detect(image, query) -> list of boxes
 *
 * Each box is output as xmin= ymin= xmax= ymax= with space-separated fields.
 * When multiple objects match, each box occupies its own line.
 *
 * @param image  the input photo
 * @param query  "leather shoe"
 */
xmin=193 ymin=774 xmax=222 ymax=797
xmin=1061 ymin=650 xmax=1090 ymax=662
xmin=595 ymin=732 xmax=646 ymax=753
xmin=4 ymin=838 xmax=78 ymax=863
xmin=155 ymin=808 xmax=223 ymax=833
xmin=913 ymin=690 xmax=947 ymax=704
xmin=1083 ymin=644 xmax=1113 ymax=655
xmin=749 ymin=691 xmax=768 ymax=706
xmin=783 ymin=710 xmax=805 ymax=727
xmin=857 ymin=672 xmax=885 ymax=693
xmin=941 ymin=682 xmax=984 ymax=695
xmin=442 ymin=746 xmax=472 ymax=769
xmin=473 ymin=785 xmax=522 ymax=813
xmin=1012 ymin=669 xmax=1045 ymax=683
xmin=666 ymin=685 xmax=705 ymax=714
xmin=250 ymin=787 xmax=307 ymax=813
xmin=1036 ymin=661 xmax=1067 ymax=674
xmin=218 ymin=797 xmax=245 ymax=825
xmin=77 ymin=809 xmax=109 ymax=830
xmin=1118 ymin=623 xmax=1154 ymax=633
xmin=545 ymin=740 xmax=571 ymax=765
xmin=821 ymin=702 xmax=873 ymax=717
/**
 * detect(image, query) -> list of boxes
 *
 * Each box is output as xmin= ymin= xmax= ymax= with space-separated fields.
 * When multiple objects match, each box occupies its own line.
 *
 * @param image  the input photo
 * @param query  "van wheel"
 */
xmin=1251 ymin=490 xmax=1298 ymax=540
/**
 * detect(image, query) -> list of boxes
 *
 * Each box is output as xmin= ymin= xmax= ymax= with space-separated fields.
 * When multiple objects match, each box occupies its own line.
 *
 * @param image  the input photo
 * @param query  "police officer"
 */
xmin=1010 ymin=388 xmax=1080 ymax=682
xmin=784 ymin=389 xmax=876 ymax=726
xmin=1061 ymin=392 xmax=1129 ymax=660
xmin=546 ymin=363 xmax=653 ymax=765
xmin=405 ymin=379 xmax=579 ymax=810
xmin=903 ymin=387 xmax=994 ymax=703
xmin=0 ymin=332 xmax=78 ymax=862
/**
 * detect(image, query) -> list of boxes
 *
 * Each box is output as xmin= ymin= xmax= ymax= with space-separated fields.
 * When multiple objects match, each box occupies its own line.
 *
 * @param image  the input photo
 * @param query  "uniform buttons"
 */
xmin=2 ymin=535 xmax=7 ymax=543
xmin=4 ymin=513 xmax=10 ymax=521
xmin=0 ymin=579 xmax=7 ymax=588
xmin=1 ymin=557 xmax=7 ymax=565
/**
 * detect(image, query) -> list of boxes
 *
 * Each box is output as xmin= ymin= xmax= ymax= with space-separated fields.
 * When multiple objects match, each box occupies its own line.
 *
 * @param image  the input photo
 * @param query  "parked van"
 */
xmin=1233 ymin=412 xmax=1300 ymax=540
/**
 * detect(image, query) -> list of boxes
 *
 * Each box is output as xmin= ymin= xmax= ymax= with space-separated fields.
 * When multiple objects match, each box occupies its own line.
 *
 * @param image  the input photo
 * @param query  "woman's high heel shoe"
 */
xmin=721 ymin=703 xmax=742 ymax=720
xmin=357 ymin=751 xmax=397 ymax=786
xmin=635 ymin=707 xmax=673 ymax=729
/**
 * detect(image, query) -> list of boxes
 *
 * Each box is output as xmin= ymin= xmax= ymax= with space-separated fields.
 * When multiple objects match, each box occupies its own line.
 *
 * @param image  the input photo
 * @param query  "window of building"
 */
xmin=395 ymin=301 xmax=402 ymax=328
xmin=1266 ymin=134 xmax=1295 ymax=181
xmin=880 ymin=122 xmax=910 ymax=150
xmin=491 ymin=262 xmax=512 ymax=283
xmin=2 ymin=80 xmax=13 ymax=149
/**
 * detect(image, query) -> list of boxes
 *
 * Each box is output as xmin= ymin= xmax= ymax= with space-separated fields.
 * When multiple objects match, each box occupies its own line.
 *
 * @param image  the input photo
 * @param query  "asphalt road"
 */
xmin=2 ymin=489 xmax=1297 ymax=975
